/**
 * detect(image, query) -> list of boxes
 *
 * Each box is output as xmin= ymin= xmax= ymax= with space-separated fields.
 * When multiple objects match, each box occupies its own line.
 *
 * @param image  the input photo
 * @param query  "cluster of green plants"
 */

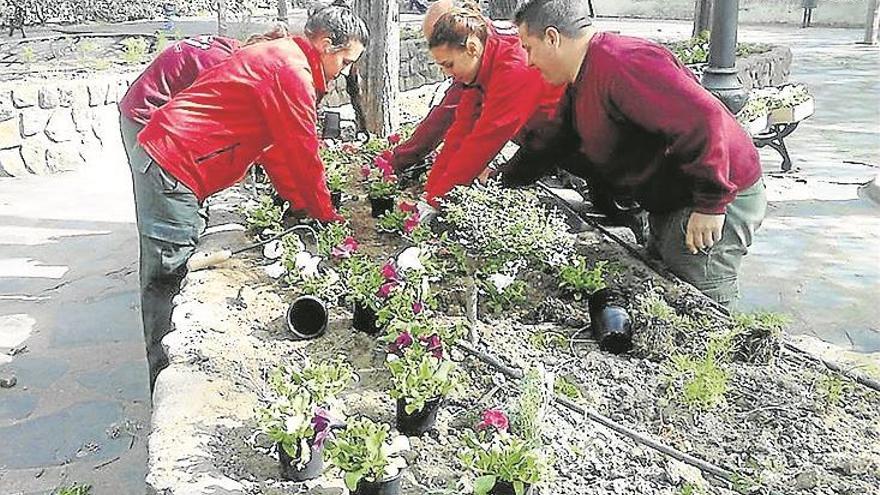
xmin=668 ymin=332 xmax=734 ymax=410
xmin=557 ymin=256 xmax=608 ymax=300
xmin=243 ymin=195 xmax=283 ymax=232
xmin=665 ymin=31 xmax=771 ymax=65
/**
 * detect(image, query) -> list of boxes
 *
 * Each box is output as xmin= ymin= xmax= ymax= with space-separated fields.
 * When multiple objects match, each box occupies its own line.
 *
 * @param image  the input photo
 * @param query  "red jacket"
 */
xmin=507 ymin=33 xmax=761 ymax=215
xmin=423 ymin=34 xmax=565 ymax=202
xmin=137 ymin=37 xmax=338 ymax=222
xmin=391 ymin=20 xmax=550 ymax=172
xmin=120 ymin=35 xmax=240 ymax=126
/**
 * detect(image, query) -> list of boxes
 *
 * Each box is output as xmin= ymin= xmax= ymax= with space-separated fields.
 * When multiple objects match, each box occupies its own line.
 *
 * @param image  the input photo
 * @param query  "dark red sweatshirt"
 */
xmin=509 ymin=33 xmax=761 ymax=215
xmin=119 ymin=36 xmax=240 ymax=126
xmin=137 ymin=37 xmax=338 ymax=222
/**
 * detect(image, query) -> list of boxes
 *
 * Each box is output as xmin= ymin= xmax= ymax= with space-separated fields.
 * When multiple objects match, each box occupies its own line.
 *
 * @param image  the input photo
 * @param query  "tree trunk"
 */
xmin=865 ymin=0 xmax=880 ymax=45
xmin=354 ymin=0 xmax=400 ymax=136
xmin=693 ymin=0 xmax=713 ymax=37
xmin=485 ymin=0 xmax=520 ymax=20
xmin=277 ymin=0 xmax=289 ymax=23
xmin=217 ymin=0 xmax=229 ymax=36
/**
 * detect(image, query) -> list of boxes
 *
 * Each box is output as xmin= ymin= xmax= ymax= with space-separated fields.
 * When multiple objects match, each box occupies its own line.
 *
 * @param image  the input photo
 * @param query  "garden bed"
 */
xmin=147 ymin=140 xmax=880 ymax=494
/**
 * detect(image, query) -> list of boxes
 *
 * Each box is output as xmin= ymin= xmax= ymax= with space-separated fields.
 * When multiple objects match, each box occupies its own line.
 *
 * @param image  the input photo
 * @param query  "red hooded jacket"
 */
xmin=423 ymin=34 xmax=565 ymax=203
xmin=137 ymin=37 xmax=338 ymax=222
xmin=120 ymin=35 xmax=240 ymax=126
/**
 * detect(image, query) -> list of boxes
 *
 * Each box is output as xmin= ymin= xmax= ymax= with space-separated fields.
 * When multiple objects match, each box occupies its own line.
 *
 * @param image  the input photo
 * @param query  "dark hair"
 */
xmin=514 ymin=0 xmax=592 ymax=38
xmin=428 ymin=6 xmax=489 ymax=49
xmin=243 ymin=23 xmax=290 ymax=46
xmin=305 ymin=0 xmax=370 ymax=49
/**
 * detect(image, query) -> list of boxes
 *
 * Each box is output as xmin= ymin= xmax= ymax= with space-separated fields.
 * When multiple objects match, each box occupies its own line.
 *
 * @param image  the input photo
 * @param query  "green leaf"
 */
xmin=474 ymin=475 xmax=497 ymax=495
xmin=344 ymin=470 xmax=364 ymax=491
xmin=514 ymin=480 xmax=525 ymax=495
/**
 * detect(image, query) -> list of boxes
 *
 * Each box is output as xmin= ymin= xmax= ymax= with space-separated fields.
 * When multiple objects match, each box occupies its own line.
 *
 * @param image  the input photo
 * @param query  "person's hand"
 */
xmin=477 ymin=166 xmax=494 ymax=185
xmin=685 ymin=212 xmax=725 ymax=254
xmin=416 ymin=199 xmax=438 ymax=222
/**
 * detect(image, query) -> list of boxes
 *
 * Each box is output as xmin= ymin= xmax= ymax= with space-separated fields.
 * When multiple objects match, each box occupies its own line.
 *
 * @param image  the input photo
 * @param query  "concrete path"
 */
xmin=0 ymin=139 xmax=149 ymax=493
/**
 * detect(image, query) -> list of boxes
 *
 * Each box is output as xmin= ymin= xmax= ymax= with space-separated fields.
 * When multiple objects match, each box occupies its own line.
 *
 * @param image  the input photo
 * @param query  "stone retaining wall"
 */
xmin=0 ymin=72 xmax=137 ymax=177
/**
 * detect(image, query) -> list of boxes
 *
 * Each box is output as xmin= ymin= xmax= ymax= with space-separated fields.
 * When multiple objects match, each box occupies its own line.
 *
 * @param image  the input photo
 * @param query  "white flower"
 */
xmin=396 ymin=246 xmax=424 ymax=272
xmin=488 ymin=273 xmax=515 ymax=292
xmin=264 ymin=261 xmax=286 ymax=279
xmin=285 ymin=414 xmax=305 ymax=434
xmin=263 ymin=240 xmax=283 ymax=259
xmin=384 ymin=455 xmax=408 ymax=478
xmin=381 ymin=435 xmax=410 ymax=456
xmin=295 ymin=252 xmax=322 ymax=279
xmin=325 ymin=268 xmax=340 ymax=285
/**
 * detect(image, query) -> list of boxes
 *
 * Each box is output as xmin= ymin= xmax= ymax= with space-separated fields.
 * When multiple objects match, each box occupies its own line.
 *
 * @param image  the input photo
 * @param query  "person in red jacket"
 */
xmin=504 ymin=0 xmax=766 ymax=307
xmin=390 ymin=0 xmax=522 ymax=172
xmin=130 ymin=3 xmax=369 ymax=392
xmin=417 ymin=5 xmax=564 ymax=205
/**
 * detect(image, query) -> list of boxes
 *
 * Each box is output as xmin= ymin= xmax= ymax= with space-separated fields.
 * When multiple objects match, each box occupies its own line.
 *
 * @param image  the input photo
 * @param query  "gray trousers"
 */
xmin=649 ymin=179 xmax=767 ymax=308
xmin=120 ymin=115 xmax=204 ymax=393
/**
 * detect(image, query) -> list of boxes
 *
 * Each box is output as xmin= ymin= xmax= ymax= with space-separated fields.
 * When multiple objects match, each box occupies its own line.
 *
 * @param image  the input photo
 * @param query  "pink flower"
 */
xmin=388 ymin=331 xmax=414 ymax=354
xmin=331 ymin=236 xmax=359 ymax=259
xmin=377 ymin=281 xmax=398 ymax=299
xmin=360 ymin=163 xmax=371 ymax=179
xmin=399 ymin=201 xmax=417 ymax=213
xmin=420 ymin=334 xmax=443 ymax=359
xmin=381 ymin=262 xmax=399 ymax=281
xmin=403 ymin=212 xmax=421 ymax=234
xmin=374 ymin=154 xmax=393 ymax=175
xmin=380 ymin=150 xmax=393 ymax=161
xmin=341 ymin=143 xmax=358 ymax=154
xmin=412 ymin=301 xmax=424 ymax=315
xmin=476 ymin=409 xmax=509 ymax=432
xmin=387 ymin=133 xmax=401 ymax=145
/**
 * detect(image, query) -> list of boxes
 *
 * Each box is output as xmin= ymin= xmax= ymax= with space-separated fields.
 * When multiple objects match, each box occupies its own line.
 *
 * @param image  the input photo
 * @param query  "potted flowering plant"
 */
xmin=325 ymin=416 xmax=410 ymax=495
xmin=461 ymin=409 xmax=549 ymax=495
xmin=378 ymin=201 xmax=431 ymax=242
xmin=386 ymin=331 xmax=457 ymax=436
xmin=320 ymin=143 xmax=355 ymax=208
xmin=259 ymin=358 xmax=355 ymax=481
xmin=363 ymin=151 xmax=399 ymax=218
xmin=341 ymin=254 xmax=386 ymax=334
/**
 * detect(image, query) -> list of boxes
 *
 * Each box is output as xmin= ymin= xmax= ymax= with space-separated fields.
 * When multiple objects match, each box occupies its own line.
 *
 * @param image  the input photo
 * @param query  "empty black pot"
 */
xmin=489 ymin=480 xmax=531 ymax=495
xmin=396 ymin=397 xmax=442 ymax=436
xmin=287 ymin=296 xmax=328 ymax=340
xmin=322 ymin=110 xmax=342 ymax=140
xmin=353 ymin=470 xmax=403 ymax=495
xmin=352 ymin=301 xmax=382 ymax=335
xmin=278 ymin=440 xmax=324 ymax=482
xmin=588 ymin=289 xmax=633 ymax=355
xmin=370 ymin=197 xmax=395 ymax=218
xmin=331 ymin=191 xmax=342 ymax=209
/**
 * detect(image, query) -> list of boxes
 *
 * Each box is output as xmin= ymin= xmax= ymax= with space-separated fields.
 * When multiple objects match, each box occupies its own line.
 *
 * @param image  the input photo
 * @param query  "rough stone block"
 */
xmin=46 ymin=144 xmax=85 ymax=172
xmin=88 ymin=82 xmax=107 ymax=107
xmin=20 ymin=110 xmax=50 ymax=137
xmin=72 ymin=82 xmax=90 ymax=108
xmin=38 ymin=87 xmax=59 ymax=109
xmin=0 ymin=90 xmax=14 ymax=122
xmin=21 ymin=138 xmax=49 ymax=175
xmin=0 ymin=116 xmax=23 ymax=149
xmin=45 ymin=109 xmax=78 ymax=143
xmin=72 ymin=107 xmax=95 ymax=133
xmin=58 ymin=84 xmax=75 ymax=107
xmin=0 ymin=146 xmax=28 ymax=176
xmin=104 ymin=80 xmax=118 ymax=105
xmin=11 ymin=86 xmax=38 ymax=108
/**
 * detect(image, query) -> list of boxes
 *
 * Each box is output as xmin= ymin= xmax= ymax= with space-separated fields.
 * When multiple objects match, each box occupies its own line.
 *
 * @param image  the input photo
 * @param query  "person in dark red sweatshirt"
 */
xmin=504 ymin=0 xmax=766 ymax=307
xmin=128 ymin=4 xmax=368 ymax=392
xmin=418 ymin=5 xmax=565 ymax=205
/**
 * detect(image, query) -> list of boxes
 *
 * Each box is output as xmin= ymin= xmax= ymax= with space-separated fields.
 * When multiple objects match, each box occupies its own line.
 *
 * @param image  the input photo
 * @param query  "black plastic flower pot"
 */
xmin=353 ymin=301 xmax=382 ymax=335
xmin=396 ymin=397 xmax=442 ymax=436
xmin=370 ymin=196 xmax=394 ymax=218
xmin=331 ymin=191 xmax=342 ymax=209
xmin=588 ymin=289 xmax=633 ymax=355
xmin=489 ymin=480 xmax=531 ymax=495
xmin=352 ymin=470 xmax=403 ymax=495
xmin=286 ymin=296 xmax=328 ymax=341
xmin=277 ymin=440 xmax=324 ymax=482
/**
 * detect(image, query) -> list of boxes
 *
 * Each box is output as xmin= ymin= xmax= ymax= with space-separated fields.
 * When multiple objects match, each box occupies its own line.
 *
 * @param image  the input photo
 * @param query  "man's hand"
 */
xmin=476 ymin=166 xmax=494 ymax=185
xmin=685 ymin=212 xmax=725 ymax=254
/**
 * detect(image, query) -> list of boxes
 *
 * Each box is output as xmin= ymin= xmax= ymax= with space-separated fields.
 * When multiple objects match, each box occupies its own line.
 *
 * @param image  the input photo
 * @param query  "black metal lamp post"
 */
xmin=701 ymin=0 xmax=748 ymax=113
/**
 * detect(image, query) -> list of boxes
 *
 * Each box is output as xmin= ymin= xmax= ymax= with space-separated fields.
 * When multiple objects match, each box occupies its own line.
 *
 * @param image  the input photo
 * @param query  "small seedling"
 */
xmin=554 ymin=375 xmax=583 ymax=402
xmin=669 ymin=332 xmax=733 ymax=410
xmin=54 ymin=484 xmax=92 ymax=495
xmin=243 ymin=195 xmax=282 ymax=231
xmin=557 ymin=256 xmax=607 ymax=300
xmin=528 ymin=331 xmax=567 ymax=350
xmin=21 ymin=46 xmax=36 ymax=63
xmin=817 ymin=374 xmax=850 ymax=409
xmin=121 ymin=37 xmax=149 ymax=64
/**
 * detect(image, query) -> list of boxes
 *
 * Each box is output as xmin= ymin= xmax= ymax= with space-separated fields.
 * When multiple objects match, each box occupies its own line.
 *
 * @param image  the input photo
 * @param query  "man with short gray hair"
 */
xmin=501 ymin=0 xmax=767 ymax=307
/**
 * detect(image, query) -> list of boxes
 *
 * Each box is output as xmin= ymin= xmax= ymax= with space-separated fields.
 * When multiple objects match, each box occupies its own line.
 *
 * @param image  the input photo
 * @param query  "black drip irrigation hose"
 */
xmin=534 ymin=181 xmax=880 ymax=394
xmin=453 ymin=340 xmax=738 ymax=485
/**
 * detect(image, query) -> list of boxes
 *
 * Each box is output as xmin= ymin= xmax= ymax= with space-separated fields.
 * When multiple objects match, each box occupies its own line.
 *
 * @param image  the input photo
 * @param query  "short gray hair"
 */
xmin=305 ymin=1 xmax=370 ymax=49
xmin=514 ymin=0 xmax=592 ymax=38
